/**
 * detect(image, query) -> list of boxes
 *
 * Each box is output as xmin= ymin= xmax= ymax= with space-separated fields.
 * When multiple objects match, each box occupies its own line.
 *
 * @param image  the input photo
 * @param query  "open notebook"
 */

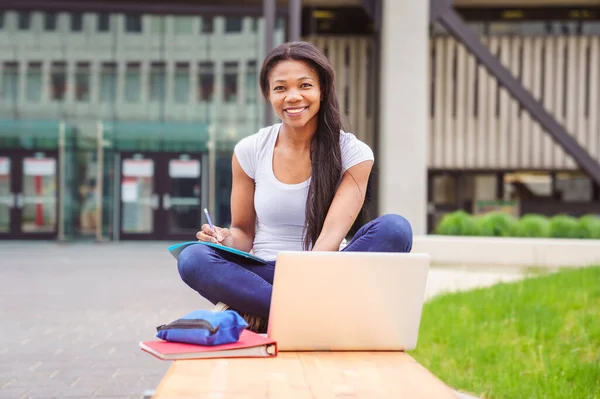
xmin=168 ymin=241 xmax=267 ymax=264
xmin=140 ymin=330 xmax=277 ymax=360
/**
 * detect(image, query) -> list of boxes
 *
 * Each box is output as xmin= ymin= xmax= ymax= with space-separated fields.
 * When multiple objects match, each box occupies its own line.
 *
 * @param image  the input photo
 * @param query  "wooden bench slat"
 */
xmin=152 ymin=352 xmax=459 ymax=399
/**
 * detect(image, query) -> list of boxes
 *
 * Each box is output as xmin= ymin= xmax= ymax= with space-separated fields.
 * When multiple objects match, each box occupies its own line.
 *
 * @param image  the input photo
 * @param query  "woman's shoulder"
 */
xmin=235 ymin=123 xmax=281 ymax=155
xmin=339 ymin=130 xmax=373 ymax=153
xmin=339 ymin=130 xmax=374 ymax=170
xmin=234 ymin=124 xmax=281 ymax=178
xmin=339 ymin=130 xmax=361 ymax=142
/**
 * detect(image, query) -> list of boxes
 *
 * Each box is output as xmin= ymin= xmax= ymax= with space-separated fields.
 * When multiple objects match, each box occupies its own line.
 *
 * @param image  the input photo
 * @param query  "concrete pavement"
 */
xmin=0 ymin=241 xmax=525 ymax=398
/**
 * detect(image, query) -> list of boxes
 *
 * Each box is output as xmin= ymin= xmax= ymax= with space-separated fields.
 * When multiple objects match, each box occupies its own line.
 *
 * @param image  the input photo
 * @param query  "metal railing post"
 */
xmin=57 ymin=121 xmax=66 ymax=241
xmin=96 ymin=121 xmax=104 ymax=242
xmin=207 ymin=124 xmax=216 ymax=221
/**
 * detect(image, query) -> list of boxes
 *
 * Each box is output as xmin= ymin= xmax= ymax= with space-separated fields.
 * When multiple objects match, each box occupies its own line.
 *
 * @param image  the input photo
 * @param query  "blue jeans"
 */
xmin=177 ymin=214 xmax=413 ymax=318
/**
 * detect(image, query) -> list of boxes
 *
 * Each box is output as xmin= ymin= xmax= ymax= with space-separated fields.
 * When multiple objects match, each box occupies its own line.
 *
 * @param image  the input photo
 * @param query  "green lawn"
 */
xmin=411 ymin=266 xmax=600 ymax=399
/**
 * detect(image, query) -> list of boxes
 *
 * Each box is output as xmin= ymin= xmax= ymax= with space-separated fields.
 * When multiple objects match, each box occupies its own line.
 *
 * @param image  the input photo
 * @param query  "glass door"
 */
xmin=20 ymin=155 xmax=58 ymax=235
xmin=0 ymin=150 xmax=59 ymax=239
xmin=118 ymin=152 xmax=204 ymax=240
xmin=162 ymin=154 xmax=203 ymax=240
xmin=119 ymin=152 xmax=158 ymax=239
xmin=0 ymin=156 xmax=13 ymax=234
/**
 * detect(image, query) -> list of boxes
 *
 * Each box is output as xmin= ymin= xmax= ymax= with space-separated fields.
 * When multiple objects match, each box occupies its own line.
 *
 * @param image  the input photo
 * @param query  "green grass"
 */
xmin=411 ymin=266 xmax=600 ymax=399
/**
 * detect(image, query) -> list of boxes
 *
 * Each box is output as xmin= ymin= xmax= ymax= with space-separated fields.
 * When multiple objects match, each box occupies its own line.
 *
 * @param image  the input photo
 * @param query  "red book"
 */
xmin=139 ymin=330 xmax=278 ymax=360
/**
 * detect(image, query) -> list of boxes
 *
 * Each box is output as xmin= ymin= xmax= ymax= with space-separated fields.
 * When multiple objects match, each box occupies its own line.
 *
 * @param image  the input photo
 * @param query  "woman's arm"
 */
xmin=227 ymin=154 xmax=257 ymax=252
xmin=312 ymin=160 xmax=374 ymax=252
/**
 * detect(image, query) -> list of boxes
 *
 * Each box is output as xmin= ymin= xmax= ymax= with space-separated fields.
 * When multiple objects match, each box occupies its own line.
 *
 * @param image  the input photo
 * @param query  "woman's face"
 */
xmin=267 ymin=60 xmax=322 ymax=130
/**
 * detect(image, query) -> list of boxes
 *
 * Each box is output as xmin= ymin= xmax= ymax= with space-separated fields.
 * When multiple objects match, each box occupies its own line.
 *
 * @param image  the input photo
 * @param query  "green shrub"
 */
xmin=435 ymin=210 xmax=479 ymax=236
xmin=575 ymin=215 xmax=600 ymax=239
xmin=475 ymin=211 xmax=518 ymax=237
xmin=434 ymin=210 xmax=600 ymax=239
xmin=513 ymin=214 xmax=551 ymax=238
xmin=548 ymin=214 xmax=580 ymax=238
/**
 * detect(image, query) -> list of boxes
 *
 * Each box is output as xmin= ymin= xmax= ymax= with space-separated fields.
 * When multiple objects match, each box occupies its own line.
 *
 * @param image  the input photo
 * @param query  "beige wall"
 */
xmin=429 ymin=35 xmax=600 ymax=171
xmin=378 ymin=0 xmax=429 ymax=235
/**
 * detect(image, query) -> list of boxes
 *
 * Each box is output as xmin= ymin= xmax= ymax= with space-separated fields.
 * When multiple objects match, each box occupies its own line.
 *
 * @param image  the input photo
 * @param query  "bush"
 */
xmin=434 ymin=211 xmax=600 ymax=239
xmin=575 ymin=215 xmax=600 ymax=239
xmin=435 ymin=210 xmax=479 ymax=236
xmin=548 ymin=214 xmax=580 ymax=238
xmin=513 ymin=214 xmax=551 ymax=238
xmin=475 ymin=211 xmax=518 ymax=237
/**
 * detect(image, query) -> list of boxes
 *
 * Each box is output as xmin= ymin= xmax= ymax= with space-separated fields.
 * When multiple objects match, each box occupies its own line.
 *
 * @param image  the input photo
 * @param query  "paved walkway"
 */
xmin=0 ymin=242 xmax=526 ymax=399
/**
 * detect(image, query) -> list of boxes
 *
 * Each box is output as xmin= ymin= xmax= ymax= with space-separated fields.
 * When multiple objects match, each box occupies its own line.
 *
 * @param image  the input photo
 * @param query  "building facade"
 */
xmin=427 ymin=5 xmax=600 ymax=231
xmin=1 ymin=0 xmax=599 ymax=242
xmin=0 ymin=9 xmax=287 ymax=240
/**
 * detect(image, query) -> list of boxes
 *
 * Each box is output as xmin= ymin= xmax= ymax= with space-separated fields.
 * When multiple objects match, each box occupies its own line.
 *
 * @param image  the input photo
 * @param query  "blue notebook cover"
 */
xmin=168 ymin=241 xmax=268 ymax=264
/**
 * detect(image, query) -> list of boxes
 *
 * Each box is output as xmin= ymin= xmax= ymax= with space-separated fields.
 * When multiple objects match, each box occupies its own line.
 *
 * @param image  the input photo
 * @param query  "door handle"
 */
xmin=163 ymin=194 xmax=171 ymax=210
xmin=151 ymin=193 xmax=159 ymax=210
xmin=15 ymin=193 xmax=23 ymax=209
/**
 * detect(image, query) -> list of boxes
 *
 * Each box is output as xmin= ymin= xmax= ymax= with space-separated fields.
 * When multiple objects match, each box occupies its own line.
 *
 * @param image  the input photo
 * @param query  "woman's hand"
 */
xmin=196 ymin=224 xmax=235 ymax=247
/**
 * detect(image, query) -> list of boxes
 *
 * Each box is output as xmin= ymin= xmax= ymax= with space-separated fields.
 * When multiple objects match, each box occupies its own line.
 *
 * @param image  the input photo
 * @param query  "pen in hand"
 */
xmin=203 ymin=208 xmax=214 ymax=230
xmin=200 ymin=208 xmax=232 ymax=246
xmin=203 ymin=208 xmax=220 ymax=244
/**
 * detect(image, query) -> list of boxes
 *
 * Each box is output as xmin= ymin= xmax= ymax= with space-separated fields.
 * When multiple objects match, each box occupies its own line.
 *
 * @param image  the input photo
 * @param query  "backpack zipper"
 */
xmin=156 ymin=318 xmax=219 ymax=335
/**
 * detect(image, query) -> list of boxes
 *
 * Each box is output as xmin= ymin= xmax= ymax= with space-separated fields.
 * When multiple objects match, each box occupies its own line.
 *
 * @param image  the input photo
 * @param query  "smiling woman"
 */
xmin=259 ymin=43 xmax=344 ymax=251
xmin=176 ymin=41 xmax=414 ymax=333
xmin=266 ymin=61 xmax=322 ymax=130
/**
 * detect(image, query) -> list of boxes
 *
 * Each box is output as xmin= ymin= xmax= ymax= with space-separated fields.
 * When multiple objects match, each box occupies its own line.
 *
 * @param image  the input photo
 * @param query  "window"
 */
xmin=465 ymin=22 xmax=486 ymax=36
xmin=124 ymin=62 xmax=141 ymax=103
xmin=276 ymin=17 xmax=284 ymax=31
xmin=26 ymin=62 xmax=42 ymax=102
xmin=223 ymin=61 xmax=238 ymax=103
xmin=546 ymin=21 xmax=580 ymax=35
xmin=174 ymin=62 xmax=190 ymax=103
xmin=174 ymin=16 xmax=193 ymax=35
xmin=251 ymin=17 xmax=258 ymax=32
xmin=225 ymin=17 xmax=242 ymax=33
xmin=583 ymin=21 xmax=600 ymax=35
xmin=125 ymin=14 xmax=142 ymax=33
xmin=149 ymin=62 xmax=166 ymax=102
xmin=201 ymin=17 xmax=213 ymax=33
xmin=1 ymin=62 xmax=19 ymax=101
xmin=71 ymin=13 xmax=83 ymax=32
xmin=44 ymin=13 xmax=57 ymax=31
xmin=75 ymin=62 xmax=90 ymax=102
xmin=0 ymin=12 xmax=4 ymax=30
xmin=100 ymin=62 xmax=117 ymax=103
xmin=18 ymin=12 xmax=31 ymax=31
xmin=197 ymin=62 xmax=214 ymax=102
xmin=50 ymin=62 xmax=67 ymax=101
xmin=246 ymin=61 xmax=258 ymax=103
xmin=98 ymin=13 xmax=110 ymax=32
xmin=150 ymin=16 xmax=166 ymax=34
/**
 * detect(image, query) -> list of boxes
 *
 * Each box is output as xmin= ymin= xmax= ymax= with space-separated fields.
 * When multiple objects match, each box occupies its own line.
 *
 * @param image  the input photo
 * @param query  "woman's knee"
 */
xmin=177 ymin=244 xmax=214 ymax=284
xmin=376 ymin=214 xmax=413 ymax=252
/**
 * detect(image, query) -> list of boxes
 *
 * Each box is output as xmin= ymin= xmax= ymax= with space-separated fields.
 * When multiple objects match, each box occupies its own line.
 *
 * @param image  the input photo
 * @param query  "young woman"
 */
xmin=177 ymin=41 xmax=413 ymax=333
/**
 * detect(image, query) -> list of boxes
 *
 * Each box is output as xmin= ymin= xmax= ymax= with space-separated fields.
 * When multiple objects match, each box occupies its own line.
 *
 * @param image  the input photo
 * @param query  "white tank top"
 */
xmin=233 ymin=123 xmax=374 ymax=261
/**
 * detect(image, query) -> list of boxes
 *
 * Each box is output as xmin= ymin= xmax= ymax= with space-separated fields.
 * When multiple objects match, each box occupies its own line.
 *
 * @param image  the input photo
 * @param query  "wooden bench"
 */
xmin=151 ymin=351 xmax=459 ymax=398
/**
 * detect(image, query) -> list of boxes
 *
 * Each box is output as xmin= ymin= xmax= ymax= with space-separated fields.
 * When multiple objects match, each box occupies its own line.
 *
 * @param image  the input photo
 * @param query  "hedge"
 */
xmin=435 ymin=211 xmax=600 ymax=239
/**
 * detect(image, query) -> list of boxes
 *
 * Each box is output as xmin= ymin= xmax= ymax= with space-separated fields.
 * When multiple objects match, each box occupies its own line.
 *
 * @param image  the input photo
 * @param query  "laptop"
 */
xmin=266 ymin=251 xmax=430 ymax=352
